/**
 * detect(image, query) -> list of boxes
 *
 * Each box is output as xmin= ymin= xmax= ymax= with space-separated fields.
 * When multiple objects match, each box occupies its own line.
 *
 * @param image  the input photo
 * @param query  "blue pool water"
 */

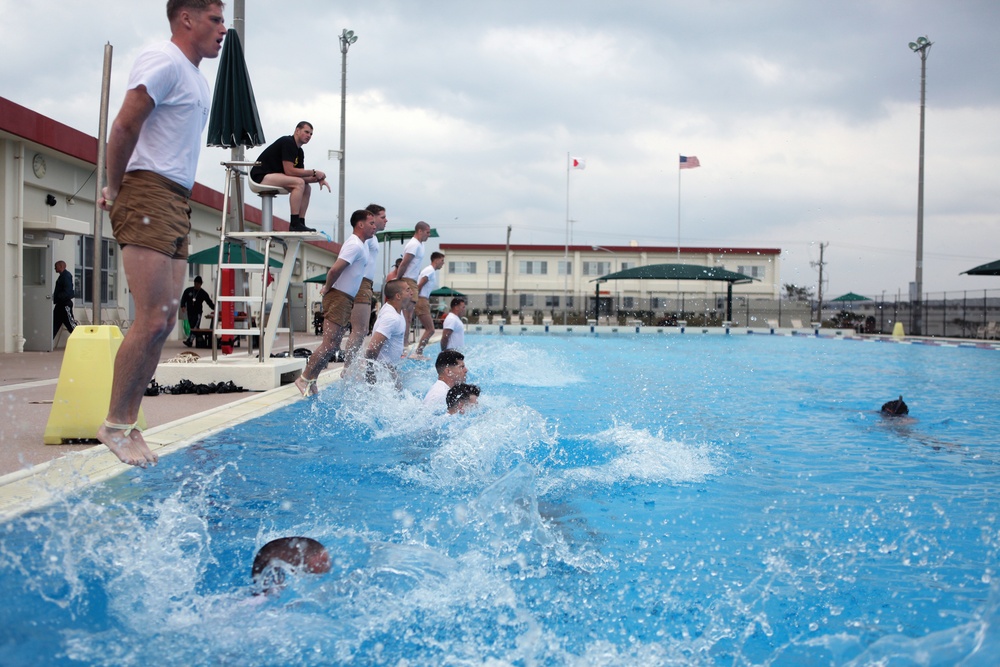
xmin=2 ymin=334 xmax=999 ymax=665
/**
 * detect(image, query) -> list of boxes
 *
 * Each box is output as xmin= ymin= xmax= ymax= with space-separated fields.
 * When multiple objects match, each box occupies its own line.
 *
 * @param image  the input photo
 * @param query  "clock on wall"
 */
xmin=32 ymin=154 xmax=46 ymax=179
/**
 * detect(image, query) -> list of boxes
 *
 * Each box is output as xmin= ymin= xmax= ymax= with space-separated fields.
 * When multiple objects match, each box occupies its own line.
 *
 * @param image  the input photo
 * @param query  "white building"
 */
xmin=0 ymin=97 xmax=340 ymax=354
xmin=438 ymin=243 xmax=781 ymax=319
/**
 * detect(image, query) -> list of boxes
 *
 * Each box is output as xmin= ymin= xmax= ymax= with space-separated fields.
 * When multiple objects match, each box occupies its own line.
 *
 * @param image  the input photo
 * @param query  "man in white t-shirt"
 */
xmin=394 ymin=221 xmax=431 ymax=344
xmin=364 ymin=279 xmax=411 ymax=388
xmin=295 ymin=210 xmax=375 ymax=396
xmin=440 ymin=298 xmax=467 ymax=352
xmin=412 ymin=251 xmax=445 ymax=359
xmin=95 ymin=0 xmax=226 ymax=468
xmin=422 ymin=350 xmax=468 ymax=411
xmin=343 ymin=203 xmax=387 ymax=366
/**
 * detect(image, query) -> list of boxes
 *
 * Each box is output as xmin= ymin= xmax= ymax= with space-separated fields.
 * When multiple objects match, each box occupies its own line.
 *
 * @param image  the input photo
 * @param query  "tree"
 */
xmin=783 ymin=283 xmax=813 ymax=301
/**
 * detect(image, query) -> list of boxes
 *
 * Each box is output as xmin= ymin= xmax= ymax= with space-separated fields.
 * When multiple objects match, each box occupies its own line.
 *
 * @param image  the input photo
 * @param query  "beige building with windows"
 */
xmin=0 ymin=97 xmax=340 ymax=354
xmin=438 ymin=243 xmax=781 ymax=319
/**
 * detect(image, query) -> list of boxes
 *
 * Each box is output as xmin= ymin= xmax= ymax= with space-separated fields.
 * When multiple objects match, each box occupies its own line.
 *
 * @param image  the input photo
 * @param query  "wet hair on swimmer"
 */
xmin=446 ymin=383 xmax=480 ymax=411
xmin=350 ymin=209 xmax=373 ymax=227
xmin=251 ymin=536 xmax=330 ymax=595
xmin=880 ymin=396 xmax=908 ymax=416
xmin=435 ymin=349 xmax=464 ymax=373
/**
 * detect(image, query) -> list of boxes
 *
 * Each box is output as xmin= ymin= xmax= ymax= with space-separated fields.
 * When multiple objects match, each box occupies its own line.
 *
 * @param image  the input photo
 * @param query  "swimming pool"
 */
xmin=1 ymin=335 xmax=999 ymax=665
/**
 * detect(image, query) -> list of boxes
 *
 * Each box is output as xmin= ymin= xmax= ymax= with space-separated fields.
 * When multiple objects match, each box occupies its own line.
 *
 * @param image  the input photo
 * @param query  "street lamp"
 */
xmin=908 ymin=34 xmax=931 ymax=335
xmin=337 ymin=28 xmax=358 ymax=245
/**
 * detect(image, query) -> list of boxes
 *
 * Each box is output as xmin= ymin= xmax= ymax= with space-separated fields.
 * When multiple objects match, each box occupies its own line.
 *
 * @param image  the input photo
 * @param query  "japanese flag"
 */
xmin=570 ymin=157 xmax=586 ymax=170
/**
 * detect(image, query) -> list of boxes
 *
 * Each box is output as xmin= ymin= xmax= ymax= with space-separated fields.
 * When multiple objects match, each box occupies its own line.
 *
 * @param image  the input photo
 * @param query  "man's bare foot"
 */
xmin=409 ymin=353 xmax=430 ymax=361
xmin=295 ymin=375 xmax=318 ymax=397
xmin=97 ymin=421 xmax=158 ymax=468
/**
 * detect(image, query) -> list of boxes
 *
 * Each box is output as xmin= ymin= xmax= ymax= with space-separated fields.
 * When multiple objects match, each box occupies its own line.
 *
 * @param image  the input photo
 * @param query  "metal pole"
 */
xmin=338 ymin=45 xmax=348 ymax=244
xmin=93 ymin=43 xmax=113 ymax=324
xmin=337 ymin=30 xmax=357 ymax=244
xmin=502 ymin=224 xmax=511 ymax=318
xmin=563 ymin=153 xmax=570 ymax=324
xmin=910 ymin=36 xmax=932 ymax=335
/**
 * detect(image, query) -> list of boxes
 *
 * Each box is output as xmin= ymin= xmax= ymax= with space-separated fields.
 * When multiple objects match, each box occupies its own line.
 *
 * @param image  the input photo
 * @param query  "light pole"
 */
xmin=908 ymin=35 xmax=931 ymax=335
xmin=337 ymin=29 xmax=358 ymax=245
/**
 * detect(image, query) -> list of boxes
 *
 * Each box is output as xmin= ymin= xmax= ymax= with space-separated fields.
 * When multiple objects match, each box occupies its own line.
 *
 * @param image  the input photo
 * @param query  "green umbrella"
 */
xmin=304 ymin=272 xmax=328 ymax=284
xmin=829 ymin=292 xmax=870 ymax=302
xmin=430 ymin=286 xmax=465 ymax=297
xmin=207 ymin=29 xmax=265 ymax=148
xmin=961 ymin=259 xmax=1000 ymax=276
xmin=187 ymin=242 xmax=282 ymax=268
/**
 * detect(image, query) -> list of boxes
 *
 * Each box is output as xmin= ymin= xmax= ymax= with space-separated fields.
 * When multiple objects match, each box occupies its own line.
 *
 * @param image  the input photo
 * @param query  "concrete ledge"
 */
xmin=154 ymin=356 xmax=306 ymax=391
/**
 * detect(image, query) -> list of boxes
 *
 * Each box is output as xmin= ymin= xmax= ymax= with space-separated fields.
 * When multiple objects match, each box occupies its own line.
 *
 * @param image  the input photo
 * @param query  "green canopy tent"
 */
xmin=592 ymin=264 xmax=756 ymax=322
xmin=829 ymin=292 xmax=870 ymax=312
xmin=304 ymin=273 xmax=327 ymax=284
xmin=430 ymin=286 xmax=465 ymax=297
xmin=187 ymin=242 xmax=283 ymax=268
xmin=961 ymin=259 xmax=1000 ymax=276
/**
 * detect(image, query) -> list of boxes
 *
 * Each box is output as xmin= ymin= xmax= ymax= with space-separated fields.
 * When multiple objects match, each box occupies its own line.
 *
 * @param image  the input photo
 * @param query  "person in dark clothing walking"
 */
xmin=53 ymin=260 xmax=78 ymax=337
xmin=179 ymin=275 xmax=214 ymax=347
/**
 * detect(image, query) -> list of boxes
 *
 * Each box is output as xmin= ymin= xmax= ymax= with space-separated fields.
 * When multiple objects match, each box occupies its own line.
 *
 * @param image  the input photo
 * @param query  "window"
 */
xmin=519 ymin=294 xmax=535 ymax=308
xmin=519 ymin=260 xmax=547 ymax=275
xmin=582 ymin=261 xmax=611 ymax=276
xmin=566 ymin=296 xmax=574 ymax=308
xmin=650 ymin=297 xmax=662 ymax=309
xmin=557 ymin=260 xmax=573 ymax=276
xmin=487 ymin=260 xmax=502 ymax=274
xmin=486 ymin=293 xmax=501 ymax=308
xmin=545 ymin=295 xmax=560 ymax=308
xmin=76 ymin=235 xmax=116 ymax=305
xmin=449 ymin=261 xmax=476 ymax=274
xmin=737 ymin=265 xmax=766 ymax=279
xmin=623 ymin=296 xmax=636 ymax=309
xmin=620 ymin=261 xmax=636 ymax=271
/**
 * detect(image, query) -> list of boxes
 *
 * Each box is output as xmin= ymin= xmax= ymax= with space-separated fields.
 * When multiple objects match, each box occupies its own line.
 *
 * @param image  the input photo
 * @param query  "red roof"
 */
xmin=440 ymin=243 xmax=780 ymax=255
xmin=0 ymin=96 xmax=341 ymax=254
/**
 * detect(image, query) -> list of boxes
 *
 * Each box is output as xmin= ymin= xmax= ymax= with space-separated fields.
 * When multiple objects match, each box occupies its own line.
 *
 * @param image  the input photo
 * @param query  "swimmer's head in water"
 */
xmin=251 ymin=536 xmax=331 ymax=595
xmin=880 ymin=396 xmax=909 ymax=416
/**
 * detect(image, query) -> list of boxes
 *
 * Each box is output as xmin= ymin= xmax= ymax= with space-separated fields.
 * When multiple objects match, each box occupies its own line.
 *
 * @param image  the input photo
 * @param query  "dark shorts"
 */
xmin=110 ymin=170 xmax=192 ymax=259
xmin=322 ymin=289 xmax=355 ymax=328
xmin=354 ymin=277 xmax=374 ymax=305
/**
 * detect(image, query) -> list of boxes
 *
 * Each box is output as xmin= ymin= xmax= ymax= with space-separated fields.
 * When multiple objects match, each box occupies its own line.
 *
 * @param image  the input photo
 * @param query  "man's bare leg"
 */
xmin=413 ymin=311 xmax=435 ymax=358
xmin=97 ymin=248 xmax=185 ymax=467
xmin=296 ymin=319 xmax=344 ymax=396
xmin=260 ymin=173 xmax=307 ymax=217
xmin=343 ymin=300 xmax=371 ymax=367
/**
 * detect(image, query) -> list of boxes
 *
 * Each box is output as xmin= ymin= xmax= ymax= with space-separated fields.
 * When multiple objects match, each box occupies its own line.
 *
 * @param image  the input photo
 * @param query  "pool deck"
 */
xmin=2 ymin=326 xmax=997 ymax=521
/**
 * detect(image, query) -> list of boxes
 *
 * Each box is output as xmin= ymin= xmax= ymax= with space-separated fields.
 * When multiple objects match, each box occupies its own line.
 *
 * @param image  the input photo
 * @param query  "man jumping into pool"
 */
xmin=96 ymin=0 xmax=227 ymax=467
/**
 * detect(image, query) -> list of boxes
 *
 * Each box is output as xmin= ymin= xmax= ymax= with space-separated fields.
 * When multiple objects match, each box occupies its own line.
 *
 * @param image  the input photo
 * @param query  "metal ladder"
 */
xmin=208 ymin=160 xmax=323 ymax=361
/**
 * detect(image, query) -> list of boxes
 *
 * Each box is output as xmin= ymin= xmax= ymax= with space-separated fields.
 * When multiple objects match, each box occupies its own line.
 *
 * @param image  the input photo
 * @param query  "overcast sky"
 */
xmin=3 ymin=0 xmax=999 ymax=297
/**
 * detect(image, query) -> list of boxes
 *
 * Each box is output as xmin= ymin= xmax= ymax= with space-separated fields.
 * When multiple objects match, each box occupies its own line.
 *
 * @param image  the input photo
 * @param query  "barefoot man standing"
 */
xmin=96 ymin=0 xmax=227 ymax=467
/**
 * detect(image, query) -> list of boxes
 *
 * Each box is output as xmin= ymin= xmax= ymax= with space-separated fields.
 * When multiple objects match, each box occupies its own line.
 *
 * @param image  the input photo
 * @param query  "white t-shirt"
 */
xmin=124 ymin=41 xmax=211 ymax=190
xmin=442 ymin=312 xmax=465 ymax=350
xmin=401 ymin=237 xmax=425 ymax=281
xmin=332 ymin=234 xmax=369 ymax=296
xmin=422 ymin=380 xmax=450 ymax=410
xmin=372 ymin=303 xmax=406 ymax=365
xmin=417 ymin=265 xmax=438 ymax=299
xmin=363 ymin=236 xmax=380 ymax=282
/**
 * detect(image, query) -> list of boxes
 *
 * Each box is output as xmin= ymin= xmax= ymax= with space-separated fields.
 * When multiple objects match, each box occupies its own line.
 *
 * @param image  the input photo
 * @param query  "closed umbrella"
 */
xmin=207 ymin=28 xmax=265 ymax=148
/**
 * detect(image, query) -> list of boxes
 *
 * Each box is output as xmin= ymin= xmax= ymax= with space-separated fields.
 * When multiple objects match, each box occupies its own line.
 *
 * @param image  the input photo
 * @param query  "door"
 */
xmin=23 ymin=245 xmax=53 ymax=352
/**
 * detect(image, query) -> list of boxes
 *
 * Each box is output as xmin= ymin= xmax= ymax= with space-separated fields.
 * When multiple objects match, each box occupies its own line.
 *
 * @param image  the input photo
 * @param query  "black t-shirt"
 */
xmin=53 ymin=269 xmax=75 ymax=305
xmin=180 ymin=286 xmax=214 ymax=313
xmin=250 ymin=135 xmax=303 ymax=181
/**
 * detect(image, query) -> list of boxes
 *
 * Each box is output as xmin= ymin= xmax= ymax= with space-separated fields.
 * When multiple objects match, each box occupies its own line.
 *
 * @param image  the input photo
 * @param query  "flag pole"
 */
xmin=676 ymin=154 xmax=682 ymax=300
xmin=563 ymin=152 xmax=570 ymax=325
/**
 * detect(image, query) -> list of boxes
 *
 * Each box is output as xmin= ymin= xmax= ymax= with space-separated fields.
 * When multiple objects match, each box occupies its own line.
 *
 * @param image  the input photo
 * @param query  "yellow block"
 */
xmin=892 ymin=322 xmax=905 ymax=339
xmin=43 ymin=325 xmax=146 ymax=445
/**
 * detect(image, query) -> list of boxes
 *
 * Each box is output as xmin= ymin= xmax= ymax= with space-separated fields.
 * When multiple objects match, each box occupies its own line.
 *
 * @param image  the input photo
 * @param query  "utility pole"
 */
xmin=810 ymin=242 xmax=828 ymax=323
xmin=502 ymin=225 xmax=511 ymax=320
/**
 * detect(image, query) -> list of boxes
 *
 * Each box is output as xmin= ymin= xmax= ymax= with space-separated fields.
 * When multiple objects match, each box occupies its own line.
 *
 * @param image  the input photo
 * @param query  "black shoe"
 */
xmin=288 ymin=221 xmax=316 ymax=233
xmin=183 ymin=338 xmax=193 ymax=347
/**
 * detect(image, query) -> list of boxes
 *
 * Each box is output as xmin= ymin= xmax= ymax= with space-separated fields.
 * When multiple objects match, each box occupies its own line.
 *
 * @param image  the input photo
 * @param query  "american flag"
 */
xmin=679 ymin=155 xmax=700 ymax=169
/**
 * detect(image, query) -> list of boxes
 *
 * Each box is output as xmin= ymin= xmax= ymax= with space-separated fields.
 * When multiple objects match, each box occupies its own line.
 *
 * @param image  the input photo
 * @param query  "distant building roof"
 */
xmin=440 ymin=243 xmax=780 ymax=255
